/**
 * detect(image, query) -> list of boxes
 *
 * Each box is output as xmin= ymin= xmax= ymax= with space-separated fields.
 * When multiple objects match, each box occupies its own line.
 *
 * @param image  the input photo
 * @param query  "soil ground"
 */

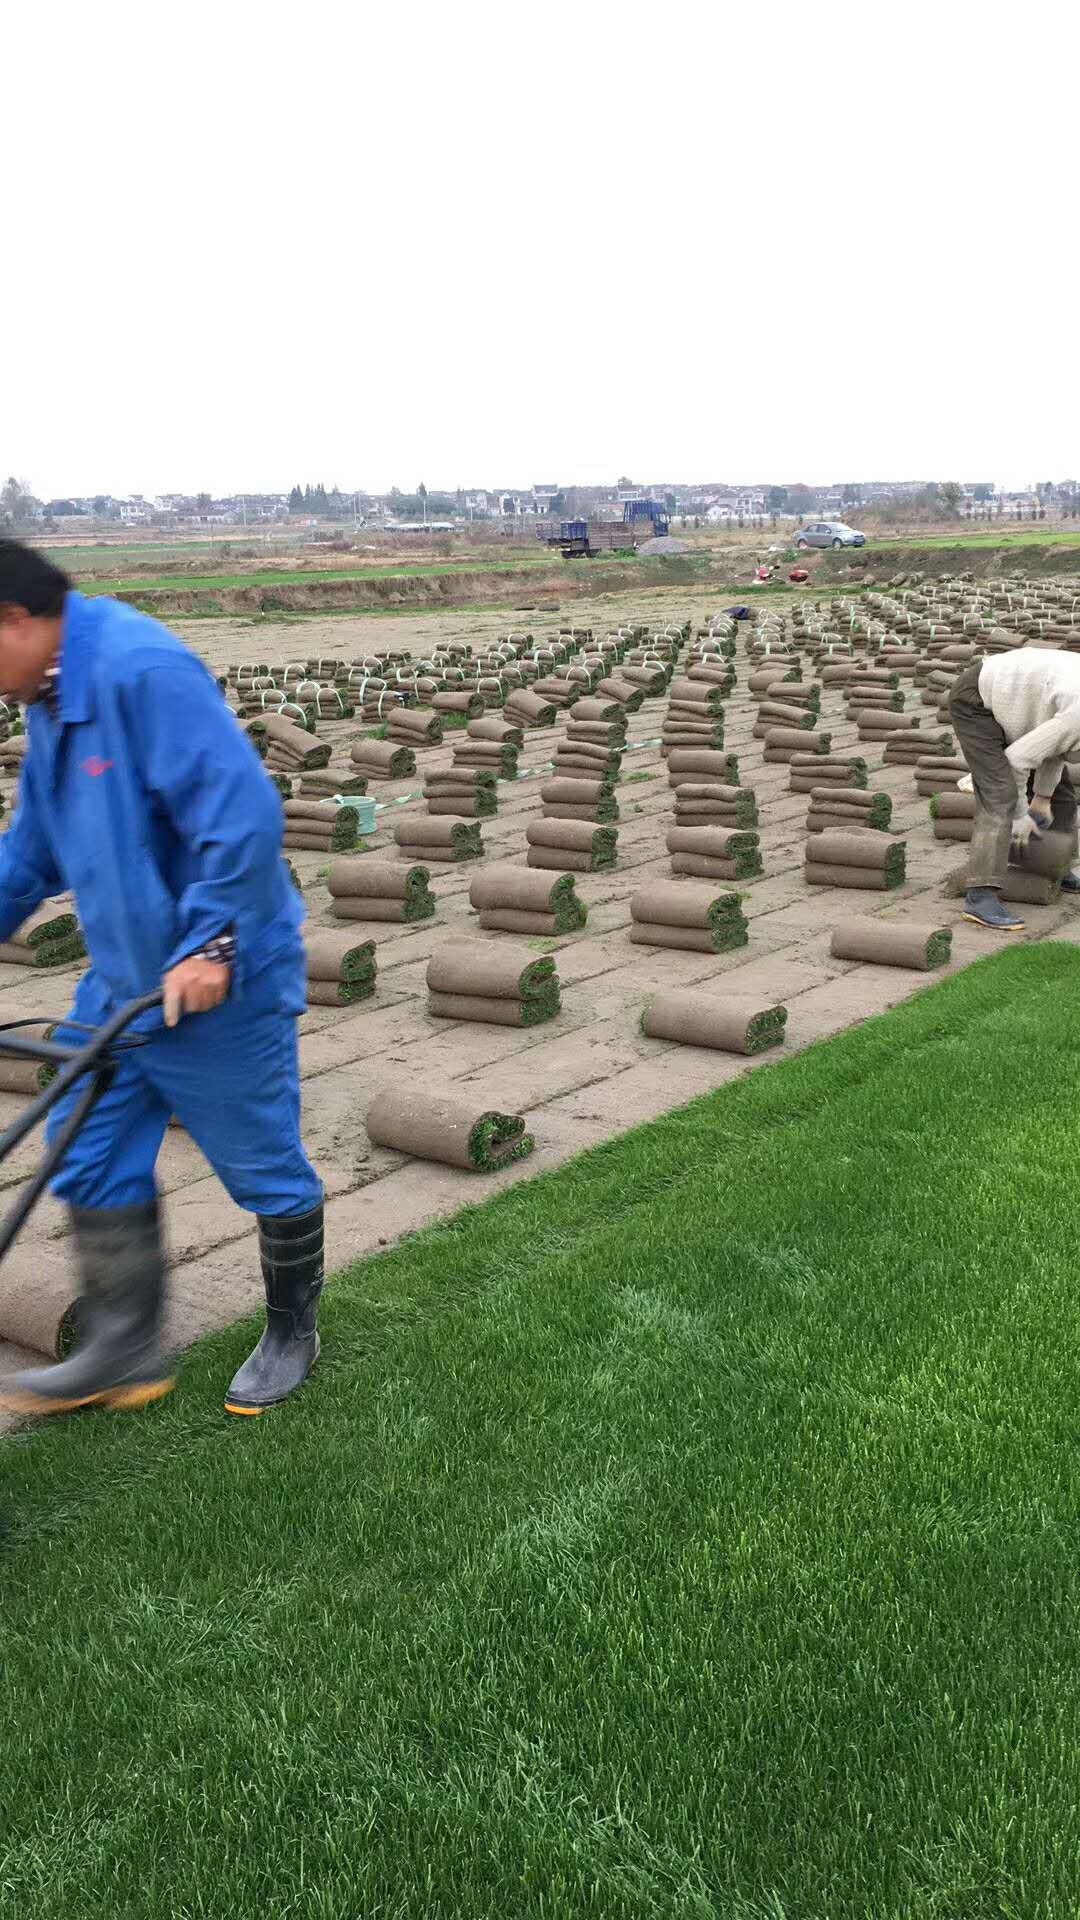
xmin=1 ymin=584 xmax=1076 ymax=1409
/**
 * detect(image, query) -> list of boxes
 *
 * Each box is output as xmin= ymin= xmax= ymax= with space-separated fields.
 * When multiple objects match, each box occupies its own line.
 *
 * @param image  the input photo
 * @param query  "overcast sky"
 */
xmin=8 ymin=2 xmax=1076 ymax=500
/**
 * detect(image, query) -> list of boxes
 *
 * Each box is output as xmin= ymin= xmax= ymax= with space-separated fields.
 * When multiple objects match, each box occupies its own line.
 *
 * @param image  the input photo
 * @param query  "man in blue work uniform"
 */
xmin=0 ymin=541 xmax=324 ymax=1418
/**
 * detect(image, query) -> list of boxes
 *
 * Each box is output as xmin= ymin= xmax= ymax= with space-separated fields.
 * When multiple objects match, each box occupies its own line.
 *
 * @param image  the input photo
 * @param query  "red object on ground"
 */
xmin=789 ymin=567 xmax=809 ymax=582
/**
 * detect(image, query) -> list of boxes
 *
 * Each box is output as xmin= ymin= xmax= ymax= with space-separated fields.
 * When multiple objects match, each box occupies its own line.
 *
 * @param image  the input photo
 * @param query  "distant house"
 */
xmin=119 ymin=495 xmax=153 ymax=526
xmin=532 ymin=484 xmax=560 ymax=515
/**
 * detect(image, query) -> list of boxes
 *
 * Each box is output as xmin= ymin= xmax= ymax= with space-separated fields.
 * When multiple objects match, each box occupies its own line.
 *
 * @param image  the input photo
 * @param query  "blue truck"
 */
xmin=539 ymin=499 xmax=670 ymax=558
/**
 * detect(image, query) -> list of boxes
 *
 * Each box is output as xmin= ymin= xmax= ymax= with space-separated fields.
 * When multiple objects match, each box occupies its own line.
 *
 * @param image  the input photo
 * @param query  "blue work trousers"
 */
xmin=45 ymin=969 xmax=321 ymax=1217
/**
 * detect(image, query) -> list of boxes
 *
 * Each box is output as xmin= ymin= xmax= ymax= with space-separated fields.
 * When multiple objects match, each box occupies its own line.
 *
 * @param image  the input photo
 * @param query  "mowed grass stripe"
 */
xmin=1 ymin=943 xmax=1079 ymax=1918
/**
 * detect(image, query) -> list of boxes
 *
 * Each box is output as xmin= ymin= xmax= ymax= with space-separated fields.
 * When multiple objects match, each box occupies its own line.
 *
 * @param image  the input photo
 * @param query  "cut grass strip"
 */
xmin=3 ymin=945 xmax=1080 ymax=1916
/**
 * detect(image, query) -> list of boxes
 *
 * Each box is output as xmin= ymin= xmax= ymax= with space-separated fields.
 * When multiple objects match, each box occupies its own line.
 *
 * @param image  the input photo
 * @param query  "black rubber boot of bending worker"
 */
xmin=224 ymin=1204 xmax=324 ymax=1416
xmin=0 ymin=1200 xmax=174 ymax=1417
xmin=963 ymin=886 xmax=1025 ymax=932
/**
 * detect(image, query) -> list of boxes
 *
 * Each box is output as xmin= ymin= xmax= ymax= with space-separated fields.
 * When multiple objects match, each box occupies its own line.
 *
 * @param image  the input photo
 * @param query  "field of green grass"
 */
xmin=877 ymin=529 xmax=1080 ymax=551
xmin=80 ymin=556 xmax=570 ymax=596
xmin=3 ymin=943 xmax=1080 ymax=1915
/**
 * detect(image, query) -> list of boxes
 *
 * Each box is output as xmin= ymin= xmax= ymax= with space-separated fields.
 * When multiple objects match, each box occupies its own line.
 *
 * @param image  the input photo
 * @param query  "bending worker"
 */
xmin=949 ymin=646 xmax=1080 ymax=932
xmin=0 ymin=541 xmax=323 ymax=1418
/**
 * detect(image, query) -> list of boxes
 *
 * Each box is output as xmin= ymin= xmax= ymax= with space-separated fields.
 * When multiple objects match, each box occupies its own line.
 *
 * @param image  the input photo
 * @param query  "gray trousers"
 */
xmin=949 ymin=661 xmax=1077 ymax=888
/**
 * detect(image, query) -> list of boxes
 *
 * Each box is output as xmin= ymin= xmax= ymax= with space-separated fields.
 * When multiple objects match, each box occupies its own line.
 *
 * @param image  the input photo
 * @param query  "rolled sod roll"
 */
xmin=328 ymin=859 xmax=435 ymax=921
xmin=389 ymin=710 xmax=442 ymax=746
xmin=630 ymin=919 xmax=748 ymax=954
xmin=469 ymin=865 xmax=587 ymax=931
xmin=556 ymin=737 xmax=622 ymax=765
xmin=811 ymin=829 xmax=907 ymax=875
xmin=596 ymin=676 xmax=644 ymax=710
xmin=425 ymin=794 xmax=498 ymax=819
xmin=756 ymin=702 xmax=817 ymax=729
xmin=425 ymin=767 xmax=497 ymax=792
xmin=930 ymin=791 xmax=975 ymax=820
xmin=298 ymin=770 xmax=367 ymax=798
xmin=392 ymin=816 xmax=483 ymax=861
xmin=541 ymin=803 xmax=618 ymax=824
xmin=748 ymin=667 xmax=800 ymax=693
xmin=850 ymin=668 xmax=900 ymax=687
xmin=7 ymin=904 xmax=79 ymax=949
xmin=351 ymin=740 xmax=416 ymax=779
xmin=666 ymin=824 xmax=762 ymax=878
xmin=0 ymin=1263 xmax=84 ymax=1358
xmin=765 ymin=728 xmax=832 ymax=754
xmin=468 ymin=717 xmax=523 ymax=747
xmin=251 ymin=713 xmax=330 ymax=767
xmin=570 ymin=697 xmax=624 ymax=724
xmin=433 ymin=691 xmax=484 ymax=719
xmin=669 ymin=854 xmax=745 ymax=881
xmin=669 ymin=678 xmax=724 ymax=708
xmin=0 ymin=933 xmax=86 ymax=968
xmin=365 ymin=1086 xmax=534 ymax=1171
xmin=428 ymin=991 xmax=556 ymax=1026
xmin=830 ymin=920 xmax=953 ymax=969
xmin=525 ymin=819 xmax=617 ymax=871
xmin=540 ymin=777 xmax=616 ymax=809
xmin=642 ymin=990 xmax=786 ymax=1055
xmin=552 ymin=756 xmax=623 ymax=783
xmin=631 ymin=879 xmax=746 ymax=934
xmin=858 ymin=708 xmax=920 ymax=730
xmin=504 ymin=691 xmax=557 ymax=728
xmin=1016 ymin=829 xmax=1075 ymax=879
xmin=931 ymin=818 xmax=973 ymax=842
xmin=427 ymin=942 xmax=557 ymax=1002
xmin=667 ymin=749 xmax=740 ymax=784
xmin=567 ymin=722 xmax=627 ymax=747
xmin=453 ymin=745 xmax=518 ymax=778
xmin=805 ymin=860 xmax=905 ymax=890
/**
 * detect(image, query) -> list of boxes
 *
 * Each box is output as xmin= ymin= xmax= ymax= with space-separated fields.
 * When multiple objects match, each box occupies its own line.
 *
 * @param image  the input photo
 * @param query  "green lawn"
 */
xmin=80 ymin=556 xmax=568 ymax=596
xmin=874 ymin=530 xmax=1080 ymax=552
xmin=3 ymin=943 xmax=1080 ymax=1917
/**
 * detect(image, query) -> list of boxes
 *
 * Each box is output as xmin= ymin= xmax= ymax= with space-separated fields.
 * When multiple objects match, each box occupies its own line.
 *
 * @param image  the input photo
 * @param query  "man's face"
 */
xmin=0 ymin=606 xmax=62 ymax=702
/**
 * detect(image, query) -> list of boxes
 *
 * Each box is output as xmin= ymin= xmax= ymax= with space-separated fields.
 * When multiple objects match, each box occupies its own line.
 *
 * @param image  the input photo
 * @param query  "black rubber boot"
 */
xmin=0 ymin=1200 xmax=174 ymax=1417
xmin=223 ymin=1204 xmax=323 ymax=1416
xmin=963 ymin=886 xmax=1025 ymax=932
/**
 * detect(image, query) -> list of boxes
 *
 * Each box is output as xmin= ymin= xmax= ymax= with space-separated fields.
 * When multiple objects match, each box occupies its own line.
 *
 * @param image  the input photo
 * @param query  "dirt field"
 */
xmin=1 ymin=584 xmax=1076 ymax=1408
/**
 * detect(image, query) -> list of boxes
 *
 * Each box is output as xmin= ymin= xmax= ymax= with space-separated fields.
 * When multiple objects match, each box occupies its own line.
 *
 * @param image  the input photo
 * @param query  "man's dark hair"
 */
xmin=0 ymin=540 xmax=72 ymax=616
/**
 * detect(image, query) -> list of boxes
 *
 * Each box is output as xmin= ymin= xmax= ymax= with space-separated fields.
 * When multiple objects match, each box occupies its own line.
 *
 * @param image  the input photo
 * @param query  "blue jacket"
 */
xmin=0 ymin=592 xmax=304 ymax=1012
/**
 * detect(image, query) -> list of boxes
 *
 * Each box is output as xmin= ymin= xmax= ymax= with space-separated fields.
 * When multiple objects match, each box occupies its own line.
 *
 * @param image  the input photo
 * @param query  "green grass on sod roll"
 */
xmin=468 ymin=1112 xmax=535 ymax=1170
xmin=22 ymin=912 xmax=79 ymax=946
xmin=545 ymin=874 xmax=588 ymax=931
xmin=924 ymin=928 xmax=954 ymax=966
xmin=881 ymin=843 xmax=907 ymax=887
xmin=517 ymin=985 xmax=561 ymax=1024
xmin=399 ymin=867 xmax=437 ymax=919
xmin=11 ymin=946 xmax=1080 ymax=1915
xmin=16 ymin=933 xmax=87 ymax=968
xmin=744 ymin=1005 xmax=788 ymax=1050
xmin=323 ymin=974 xmax=377 ymax=1005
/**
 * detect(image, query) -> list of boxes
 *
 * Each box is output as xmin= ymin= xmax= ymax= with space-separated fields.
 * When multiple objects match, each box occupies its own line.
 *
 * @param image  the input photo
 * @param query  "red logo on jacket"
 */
xmin=82 ymin=756 xmax=114 ymax=777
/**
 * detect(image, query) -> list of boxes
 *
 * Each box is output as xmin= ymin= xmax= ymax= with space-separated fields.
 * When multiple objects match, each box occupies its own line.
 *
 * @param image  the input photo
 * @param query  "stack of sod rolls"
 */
xmin=666 ymin=748 xmax=740 ymax=788
xmin=426 ymin=941 xmax=561 ymax=1026
xmin=388 ymin=708 xmax=442 ymax=750
xmin=0 ymin=903 xmax=86 ymax=969
xmin=929 ymin=791 xmax=975 ymax=842
xmin=423 ymin=768 xmax=499 ymax=819
xmin=281 ymin=800 xmax=361 ymax=855
xmin=642 ymin=990 xmax=786 ymax=1055
xmin=245 ymin=713 xmax=330 ymax=772
xmin=304 ymin=929 xmax=377 ymax=1007
xmin=763 ymin=727 xmax=832 ymax=764
xmin=806 ymin=788 xmax=892 ymax=833
xmin=830 ymin=920 xmax=953 ymax=970
xmin=504 ymin=689 xmax=556 ymax=730
xmin=789 ymin=754 xmax=868 ymax=793
xmin=351 ymin=738 xmax=416 ymax=781
xmin=594 ymin=674 xmax=644 ymax=713
xmin=844 ymin=687 xmax=905 ymax=721
xmin=662 ymin=679 xmax=726 ymax=752
xmin=752 ymin=700 xmax=820 ymax=741
xmin=432 ymin=690 xmax=485 ymax=722
xmin=666 ymin=825 xmax=763 ymax=882
xmin=915 ymin=754 xmax=969 ymax=798
xmin=856 ymin=708 xmax=920 ymax=744
xmin=674 ymin=783 xmax=757 ymax=827
xmin=327 ymin=858 xmax=436 ymax=924
xmin=630 ymin=880 xmax=748 ymax=953
xmin=453 ymin=735 xmax=519 ymax=780
xmin=365 ymin=1084 xmax=534 ymax=1171
xmin=393 ymin=816 xmax=484 ymax=864
xmin=747 ymin=665 xmax=801 ymax=694
xmin=525 ymin=818 xmax=617 ymax=873
xmin=553 ymin=736 xmax=624 ymax=782
xmin=805 ymin=829 xmax=907 ymax=891
xmin=469 ymin=863 xmax=588 ymax=935
xmin=884 ymin=727 xmax=954 ymax=767
xmin=539 ymin=776 xmax=619 ymax=824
